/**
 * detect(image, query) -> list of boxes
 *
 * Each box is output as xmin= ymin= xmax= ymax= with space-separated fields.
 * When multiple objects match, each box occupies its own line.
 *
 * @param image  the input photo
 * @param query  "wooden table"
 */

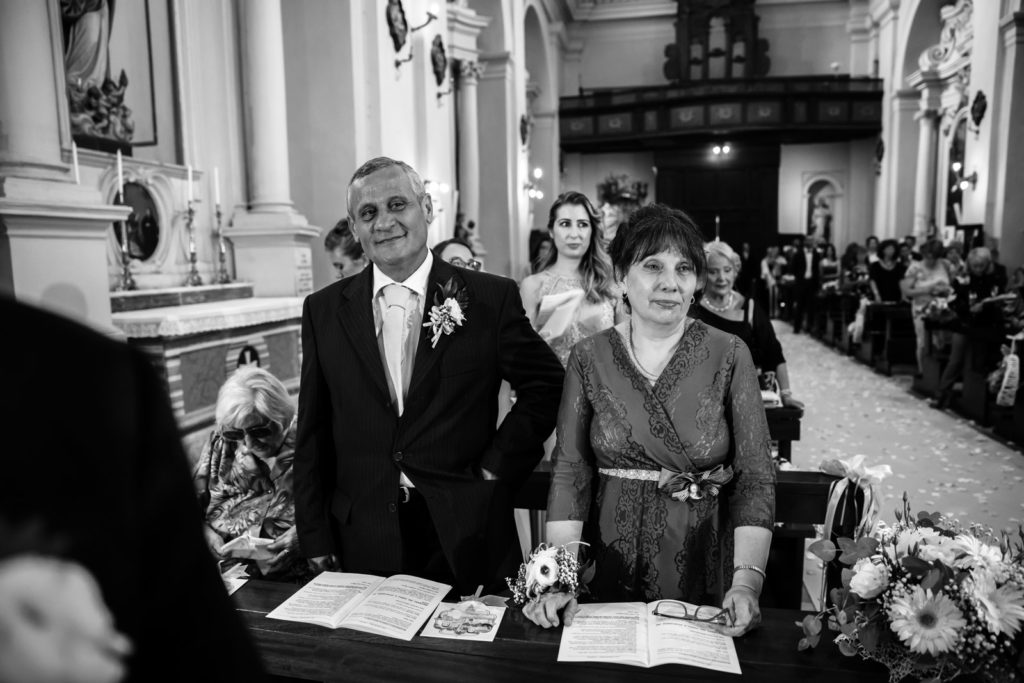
xmin=236 ymin=580 xmax=888 ymax=683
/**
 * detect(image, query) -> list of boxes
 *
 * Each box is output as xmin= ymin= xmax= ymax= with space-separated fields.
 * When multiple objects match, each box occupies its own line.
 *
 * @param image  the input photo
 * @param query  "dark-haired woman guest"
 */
xmin=520 ymin=191 xmax=622 ymax=366
xmin=525 ymin=203 xmax=775 ymax=637
xmin=324 ymin=218 xmax=368 ymax=281
xmin=869 ymin=239 xmax=906 ymax=303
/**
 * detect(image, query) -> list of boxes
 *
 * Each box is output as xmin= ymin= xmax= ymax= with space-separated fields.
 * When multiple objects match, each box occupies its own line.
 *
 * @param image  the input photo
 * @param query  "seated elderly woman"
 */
xmin=525 ymin=204 xmax=776 ymax=637
xmin=692 ymin=239 xmax=802 ymax=409
xmin=193 ymin=365 xmax=304 ymax=579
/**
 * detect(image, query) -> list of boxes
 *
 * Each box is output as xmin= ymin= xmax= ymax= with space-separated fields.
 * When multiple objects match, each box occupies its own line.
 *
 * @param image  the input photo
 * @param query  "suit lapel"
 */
xmin=407 ymin=259 xmax=468 ymax=399
xmin=337 ymin=268 xmax=391 ymax=402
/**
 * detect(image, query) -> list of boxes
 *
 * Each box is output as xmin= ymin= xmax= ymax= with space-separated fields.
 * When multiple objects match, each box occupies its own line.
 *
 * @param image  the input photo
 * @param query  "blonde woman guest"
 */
xmin=520 ymin=191 xmax=623 ymax=367
xmin=525 ymin=204 xmax=775 ymax=637
xmin=900 ymin=238 xmax=954 ymax=373
xmin=193 ymin=365 xmax=305 ymax=579
xmin=693 ymin=240 xmax=803 ymax=409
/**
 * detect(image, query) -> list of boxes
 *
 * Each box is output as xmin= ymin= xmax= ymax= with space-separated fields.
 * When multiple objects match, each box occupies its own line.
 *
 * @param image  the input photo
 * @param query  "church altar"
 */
xmin=111 ymin=290 xmax=303 ymax=458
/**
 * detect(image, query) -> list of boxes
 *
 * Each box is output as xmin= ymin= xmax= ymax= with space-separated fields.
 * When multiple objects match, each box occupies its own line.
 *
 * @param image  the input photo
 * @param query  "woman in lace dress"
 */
xmin=524 ymin=204 xmax=775 ymax=637
xmin=520 ymin=191 xmax=621 ymax=366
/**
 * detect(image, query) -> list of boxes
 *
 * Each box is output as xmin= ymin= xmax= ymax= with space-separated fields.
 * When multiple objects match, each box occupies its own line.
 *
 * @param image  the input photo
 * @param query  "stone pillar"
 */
xmin=994 ymin=12 xmax=1024 ymax=270
xmin=232 ymin=0 xmax=318 ymax=297
xmin=908 ymin=70 xmax=942 ymax=239
xmin=457 ymin=60 xmax=485 ymax=236
xmin=0 ymin=0 xmax=128 ymax=332
xmin=912 ymin=108 xmax=939 ymax=238
xmin=884 ymin=89 xmax=921 ymax=240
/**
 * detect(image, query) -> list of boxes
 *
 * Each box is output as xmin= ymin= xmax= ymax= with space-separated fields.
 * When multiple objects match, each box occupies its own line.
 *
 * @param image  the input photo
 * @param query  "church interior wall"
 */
xmin=561 ymin=151 xmax=656 ymax=226
xmin=758 ymin=1 xmax=849 ymax=76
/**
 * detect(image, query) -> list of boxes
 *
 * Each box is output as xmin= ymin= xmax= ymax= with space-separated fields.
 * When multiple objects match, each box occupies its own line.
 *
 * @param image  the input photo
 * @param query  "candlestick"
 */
xmin=715 ymin=214 xmax=721 ymax=241
xmin=71 ymin=142 xmax=80 ymax=184
xmin=186 ymin=165 xmax=194 ymax=204
xmin=185 ymin=201 xmax=203 ymax=286
xmin=115 ymin=192 xmax=136 ymax=291
xmin=213 ymin=167 xmax=221 ymax=206
xmin=116 ymin=150 xmax=124 ymax=195
xmin=214 ymin=204 xmax=232 ymax=284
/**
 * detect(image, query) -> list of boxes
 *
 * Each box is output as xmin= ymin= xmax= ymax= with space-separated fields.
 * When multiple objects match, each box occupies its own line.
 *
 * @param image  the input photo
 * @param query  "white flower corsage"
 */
xmin=423 ymin=277 xmax=469 ymax=348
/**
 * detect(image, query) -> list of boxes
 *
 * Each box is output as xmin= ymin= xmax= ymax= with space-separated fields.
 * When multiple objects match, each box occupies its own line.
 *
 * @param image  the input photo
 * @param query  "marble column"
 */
xmin=231 ymin=0 xmax=319 ymax=297
xmin=457 ymin=59 xmax=485 ymax=252
xmin=912 ymin=107 xmax=939 ymax=238
xmin=0 ymin=0 xmax=128 ymax=332
xmin=994 ymin=12 xmax=1024 ymax=269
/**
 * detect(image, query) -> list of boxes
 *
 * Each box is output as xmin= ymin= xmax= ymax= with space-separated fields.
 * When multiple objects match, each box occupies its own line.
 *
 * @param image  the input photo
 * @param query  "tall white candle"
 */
xmin=71 ymin=142 xmax=80 ymax=184
xmin=715 ymin=214 xmax=721 ymax=240
xmin=213 ymin=167 xmax=221 ymax=206
xmin=116 ymin=149 xmax=124 ymax=197
xmin=186 ymin=165 xmax=194 ymax=203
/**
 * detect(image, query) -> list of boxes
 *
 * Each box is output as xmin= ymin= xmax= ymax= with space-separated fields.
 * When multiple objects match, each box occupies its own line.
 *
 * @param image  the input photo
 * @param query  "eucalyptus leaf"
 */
xmin=808 ymin=538 xmax=837 ymax=562
xmin=838 ymin=639 xmax=858 ymax=657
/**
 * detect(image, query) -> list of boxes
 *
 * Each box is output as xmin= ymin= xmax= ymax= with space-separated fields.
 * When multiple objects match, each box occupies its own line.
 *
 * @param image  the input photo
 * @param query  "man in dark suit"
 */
xmin=790 ymin=235 xmax=821 ymax=333
xmin=295 ymin=157 xmax=564 ymax=595
xmin=0 ymin=297 xmax=265 ymax=682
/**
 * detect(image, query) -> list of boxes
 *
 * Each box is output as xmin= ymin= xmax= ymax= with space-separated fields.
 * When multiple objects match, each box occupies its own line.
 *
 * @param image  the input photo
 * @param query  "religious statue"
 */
xmin=596 ymin=174 xmax=649 ymax=244
xmin=62 ymin=0 xmax=135 ymax=144
xmin=386 ymin=0 xmax=409 ymax=53
xmin=810 ymin=196 xmax=832 ymax=242
xmin=430 ymin=35 xmax=448 ymax=87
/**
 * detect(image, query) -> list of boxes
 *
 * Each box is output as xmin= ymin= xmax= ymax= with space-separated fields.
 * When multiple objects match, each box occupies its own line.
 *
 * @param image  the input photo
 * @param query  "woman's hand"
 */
xmin=203 ymin=525 xmax=224 ymax=557
xmin=710 ymin=586 xmax=762 ymax=637
xmin=522 ymin=591 xmax=580 ymax=629
xmin=265 ymin=525 xmax=299 ymax=574
xmin=781 ymin=392 xmax=804 ymax=410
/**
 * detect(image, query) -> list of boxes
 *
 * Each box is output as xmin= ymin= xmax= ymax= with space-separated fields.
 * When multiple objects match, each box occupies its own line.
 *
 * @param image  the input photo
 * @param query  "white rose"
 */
xmin=849 ymin=557 xmax=890 ymax=599
xmin=895 ymin=527 xmax=939 ymax=557
xmin=525 ymin=549 xmax=560 ymax=596
xmin=917 ymin=536 xmax=958 ymax=565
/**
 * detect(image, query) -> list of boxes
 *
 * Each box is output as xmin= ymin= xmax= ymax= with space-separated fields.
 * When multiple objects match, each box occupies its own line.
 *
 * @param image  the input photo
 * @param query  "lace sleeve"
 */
xmin=547 ymin=345 xmax=596 ymax=522
xmin=726 ymin=339 xmax=776 ymax=529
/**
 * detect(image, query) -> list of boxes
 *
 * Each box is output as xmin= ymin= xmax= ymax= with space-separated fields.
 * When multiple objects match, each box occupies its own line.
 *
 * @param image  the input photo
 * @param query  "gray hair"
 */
xmin=215 ymin=365 xmax=295 ymax=430
xmin=347 ymin=156 xmax=426 ymax=218
xmin=966 ymin=246 xmax=992 ymax=267
xmin=704 ymin=239 xmax=741 ymax=271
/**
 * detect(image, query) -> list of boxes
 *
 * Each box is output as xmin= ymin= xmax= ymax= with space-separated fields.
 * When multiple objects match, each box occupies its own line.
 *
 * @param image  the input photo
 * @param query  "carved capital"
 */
xmin=458 ymin=60 xmax=485 ymax=84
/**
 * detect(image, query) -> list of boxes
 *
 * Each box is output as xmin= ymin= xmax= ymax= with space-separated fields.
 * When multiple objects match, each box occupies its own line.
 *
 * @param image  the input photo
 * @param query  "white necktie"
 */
xmin=382 ymin=283 xmax=411 ymax=415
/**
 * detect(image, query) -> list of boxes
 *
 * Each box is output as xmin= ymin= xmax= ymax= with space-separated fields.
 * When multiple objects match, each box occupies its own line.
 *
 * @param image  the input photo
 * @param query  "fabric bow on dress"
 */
xmin=658 ymin=464 xmax=734 ymax=502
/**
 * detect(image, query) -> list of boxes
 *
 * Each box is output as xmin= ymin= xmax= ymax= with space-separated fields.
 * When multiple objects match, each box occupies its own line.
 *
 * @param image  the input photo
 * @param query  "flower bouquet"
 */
xmin=799 ymin=493 xmax=1024 ymax=682
xmin=507 ymin=543 xmax=587 ymax=607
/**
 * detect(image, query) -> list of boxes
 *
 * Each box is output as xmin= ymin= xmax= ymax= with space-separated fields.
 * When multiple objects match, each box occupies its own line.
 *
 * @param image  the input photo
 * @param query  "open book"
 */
xmin=557 ymin=602 xmax=741 ymax=674
xmin=266 ymin=571 xmax=450 ymax=641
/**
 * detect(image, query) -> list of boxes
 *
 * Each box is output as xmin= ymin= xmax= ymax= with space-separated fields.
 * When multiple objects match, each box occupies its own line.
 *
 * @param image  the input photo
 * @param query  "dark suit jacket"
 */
xmin=0 ymin=297 xmax=265 ymax=682
xmin=295 ymin=258 xmax=564 ymax=592
xmin=791 ymin=247 xmax=821 ymax=286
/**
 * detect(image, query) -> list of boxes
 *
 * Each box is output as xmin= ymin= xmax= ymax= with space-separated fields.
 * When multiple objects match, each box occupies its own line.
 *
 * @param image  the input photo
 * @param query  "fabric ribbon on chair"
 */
xmin=816 ymin=455 xmax=892 ymax=608
xmin=658 ymin=464 xmax=734 ymax=502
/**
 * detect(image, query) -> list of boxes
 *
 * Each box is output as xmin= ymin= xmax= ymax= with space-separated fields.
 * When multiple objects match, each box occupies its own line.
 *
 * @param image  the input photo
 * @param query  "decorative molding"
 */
xmin=458 ymin=59 xmax=485 ymax=84
xmin=111 ymin=296 xmax=303 ymax=338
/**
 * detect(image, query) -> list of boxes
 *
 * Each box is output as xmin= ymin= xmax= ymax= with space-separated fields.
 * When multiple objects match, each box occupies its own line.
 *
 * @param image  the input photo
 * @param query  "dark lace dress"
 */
xmin=546 ymin=320 xmax=775 ymax=604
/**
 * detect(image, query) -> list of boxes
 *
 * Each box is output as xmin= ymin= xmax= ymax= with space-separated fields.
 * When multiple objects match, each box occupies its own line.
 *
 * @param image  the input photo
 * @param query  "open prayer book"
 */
xmin=557 ymin=602 xmax=742 ymax=674
xmin=266 ymin=571 xmax=450 ymax=641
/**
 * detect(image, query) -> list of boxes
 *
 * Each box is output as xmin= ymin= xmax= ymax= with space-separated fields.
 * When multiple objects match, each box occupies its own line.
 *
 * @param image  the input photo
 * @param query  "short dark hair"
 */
xmin=920 ymin=238 xmax=945 ymax=260
xmin=608 ymin=203 xmax=707 ymax=285
xmin=878 ymin=238 xmax=900 ymax=260
xmin=432 ymin=238 xmax=474 ymax=260
xmin=866 ymin=235 xmax=879 ymax=248
xmin=323 ymin=219 xmax=363 ymax=260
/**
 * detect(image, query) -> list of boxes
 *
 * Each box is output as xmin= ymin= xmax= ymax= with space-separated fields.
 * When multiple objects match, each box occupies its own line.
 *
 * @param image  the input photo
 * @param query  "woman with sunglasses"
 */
xmin=193 ymin=365 xmax=306 ymax=580
xmin=433 ymin=237 xmax=483 ymax=272
xmin=520 ymin=191 xmax=622 ymax=367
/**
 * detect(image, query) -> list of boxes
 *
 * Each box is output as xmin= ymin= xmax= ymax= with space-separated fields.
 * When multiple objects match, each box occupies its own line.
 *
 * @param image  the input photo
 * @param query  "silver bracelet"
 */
xmin=733 ymin=564 xmax=767 ymax=580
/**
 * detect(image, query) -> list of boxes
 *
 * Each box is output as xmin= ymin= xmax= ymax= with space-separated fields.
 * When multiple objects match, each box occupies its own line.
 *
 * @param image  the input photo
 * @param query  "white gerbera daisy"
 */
xmin=953 ymin=534 xmax=1004 ymax=574
xmin=895 ymin=527 xmax=940 ymax=557
xmin=888 ymin=587 xmax=965 ymax=656
xmin=970 ymin=571 xmax=1024 ymax=637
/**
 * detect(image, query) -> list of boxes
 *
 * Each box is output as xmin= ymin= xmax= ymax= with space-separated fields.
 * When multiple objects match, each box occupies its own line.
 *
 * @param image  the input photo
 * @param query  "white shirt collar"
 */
xmin=372 ymin=250 xmax=433 ymax=303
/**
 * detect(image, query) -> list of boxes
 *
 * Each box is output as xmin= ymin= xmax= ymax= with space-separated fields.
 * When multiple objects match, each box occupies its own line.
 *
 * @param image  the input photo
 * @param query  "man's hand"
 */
xmin=307 ymin=554 xmax=340 ymax=572
xmin=522 ymin=592 xmax=580 ymax=629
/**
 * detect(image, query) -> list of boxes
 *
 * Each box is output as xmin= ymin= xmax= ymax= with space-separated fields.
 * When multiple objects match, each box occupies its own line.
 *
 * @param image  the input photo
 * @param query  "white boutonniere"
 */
xmin=423 ymin=277 xmax=469 ymax=348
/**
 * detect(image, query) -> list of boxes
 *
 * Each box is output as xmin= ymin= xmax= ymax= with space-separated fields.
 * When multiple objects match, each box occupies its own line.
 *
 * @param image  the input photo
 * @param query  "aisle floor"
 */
xmin=781 ymin=322 xmax=1024 ymax=534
